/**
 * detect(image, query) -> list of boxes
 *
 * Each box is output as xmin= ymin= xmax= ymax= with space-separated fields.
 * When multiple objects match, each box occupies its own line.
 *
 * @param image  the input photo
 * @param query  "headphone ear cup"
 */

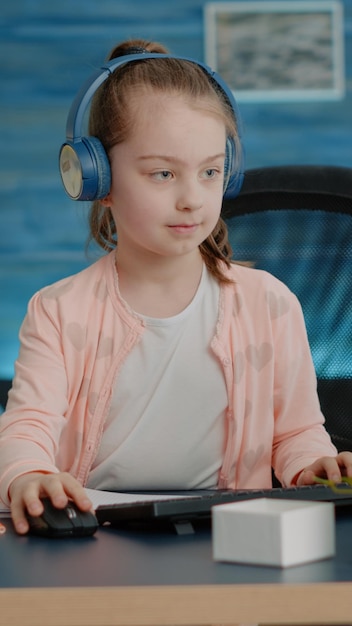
xmin=224 ymin=136 xmax=244 ymax=198
xmin=59 ymin=136 xmax=111 ymax=201
xmin=84 ymin=137 xmax=111 ymax=200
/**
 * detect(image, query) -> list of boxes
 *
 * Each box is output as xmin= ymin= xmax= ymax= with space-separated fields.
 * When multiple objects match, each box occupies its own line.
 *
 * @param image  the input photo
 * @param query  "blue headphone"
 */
xmin=59 ymin=51 xmax=244 ymax=201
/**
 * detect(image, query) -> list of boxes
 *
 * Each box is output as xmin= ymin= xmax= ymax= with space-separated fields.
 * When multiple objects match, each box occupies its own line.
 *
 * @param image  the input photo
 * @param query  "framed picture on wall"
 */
xmin=204 ymin=0 xmax=345 ymax=101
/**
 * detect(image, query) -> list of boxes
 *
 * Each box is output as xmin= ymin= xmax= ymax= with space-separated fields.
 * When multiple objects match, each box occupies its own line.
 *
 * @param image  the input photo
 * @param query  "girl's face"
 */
xmin=104 ymin=92 xmax=227 ymax=266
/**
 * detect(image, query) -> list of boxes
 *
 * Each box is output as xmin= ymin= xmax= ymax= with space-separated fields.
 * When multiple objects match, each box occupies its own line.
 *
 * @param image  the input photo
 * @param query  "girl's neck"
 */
xmin=115 ymin=249 xmax=204 ymax=318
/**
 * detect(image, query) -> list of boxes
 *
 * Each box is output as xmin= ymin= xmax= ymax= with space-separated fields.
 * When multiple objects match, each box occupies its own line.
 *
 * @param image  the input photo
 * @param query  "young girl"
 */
xmin=1 ymin=39 xmax=351 ymax=535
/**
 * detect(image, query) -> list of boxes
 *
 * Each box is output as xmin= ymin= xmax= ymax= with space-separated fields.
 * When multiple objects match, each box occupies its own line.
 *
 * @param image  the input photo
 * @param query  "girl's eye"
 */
xmin=202 ymin=168 xmax=219 ymax=179
xmin=152 ymin=170 xmax=172 ymax=181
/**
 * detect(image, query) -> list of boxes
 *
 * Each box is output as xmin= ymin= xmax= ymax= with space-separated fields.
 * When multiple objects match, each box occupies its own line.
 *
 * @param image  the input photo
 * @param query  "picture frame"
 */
xmin=204 ymin=1 xmax=345 ymax=101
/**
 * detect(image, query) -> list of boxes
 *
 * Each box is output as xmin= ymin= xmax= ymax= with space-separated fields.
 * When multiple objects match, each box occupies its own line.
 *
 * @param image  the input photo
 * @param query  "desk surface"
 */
xmin=1 ymin=511 xmax=352 ymax=625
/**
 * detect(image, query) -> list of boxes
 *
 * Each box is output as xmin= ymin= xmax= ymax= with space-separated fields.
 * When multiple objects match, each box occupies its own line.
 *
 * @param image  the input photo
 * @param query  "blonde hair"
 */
xmin=88 ymin=39 xmax=243 ymax=283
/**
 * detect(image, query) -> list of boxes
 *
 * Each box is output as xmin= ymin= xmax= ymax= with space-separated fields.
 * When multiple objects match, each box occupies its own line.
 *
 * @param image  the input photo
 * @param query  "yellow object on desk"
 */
xmin=313 ymin=475 xmax=352 ymax=493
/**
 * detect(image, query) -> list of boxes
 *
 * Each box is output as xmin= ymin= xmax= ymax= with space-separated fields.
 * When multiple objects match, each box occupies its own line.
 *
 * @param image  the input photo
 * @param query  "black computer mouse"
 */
xmin=25 ymin=497 xmax=98 ymax=538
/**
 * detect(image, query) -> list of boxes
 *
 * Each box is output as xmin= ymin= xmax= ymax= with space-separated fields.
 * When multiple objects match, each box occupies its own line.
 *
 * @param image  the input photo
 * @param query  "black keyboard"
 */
xmin=96 ymin=483 xmax=352 ymax=527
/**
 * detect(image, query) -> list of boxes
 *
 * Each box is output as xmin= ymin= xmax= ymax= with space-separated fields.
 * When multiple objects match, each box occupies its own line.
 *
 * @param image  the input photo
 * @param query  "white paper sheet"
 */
xmin=85 ymin=488 xmax=193 ymax=509
xmin=0 ymin=488 xmax=193 ymax=517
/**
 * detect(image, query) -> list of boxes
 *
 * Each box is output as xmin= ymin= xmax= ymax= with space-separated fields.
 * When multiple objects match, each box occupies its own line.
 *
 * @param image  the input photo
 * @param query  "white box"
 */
xmin=212 ymin=497 xmax=335 ymax=568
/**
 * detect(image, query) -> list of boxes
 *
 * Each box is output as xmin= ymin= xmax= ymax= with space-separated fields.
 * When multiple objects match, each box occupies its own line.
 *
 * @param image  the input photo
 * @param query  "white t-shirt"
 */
xmin=88 ymin=265 xmax=228 ymax=491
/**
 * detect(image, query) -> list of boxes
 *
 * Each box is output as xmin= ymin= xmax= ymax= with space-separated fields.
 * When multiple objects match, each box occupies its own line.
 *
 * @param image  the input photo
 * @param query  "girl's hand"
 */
xmin=9 ymin=471 xmax=93 ymax=535
xmin=296 ymin=451 xmax=352 ymax=487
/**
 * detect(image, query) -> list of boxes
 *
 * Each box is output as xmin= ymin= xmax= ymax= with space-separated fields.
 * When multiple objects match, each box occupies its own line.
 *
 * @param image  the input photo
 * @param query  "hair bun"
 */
xmin=113 ymin=46 xmax=149 ymax=58
xmin=108 ymin=39 xmax=168 ymax=61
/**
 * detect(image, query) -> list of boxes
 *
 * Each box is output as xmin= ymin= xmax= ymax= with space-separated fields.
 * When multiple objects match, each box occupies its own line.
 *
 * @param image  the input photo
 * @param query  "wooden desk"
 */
xmin=1 ymin=512 xmax=352 ymax=626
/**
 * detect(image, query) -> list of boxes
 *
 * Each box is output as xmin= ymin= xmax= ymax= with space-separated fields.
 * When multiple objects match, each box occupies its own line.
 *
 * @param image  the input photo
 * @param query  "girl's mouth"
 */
xmin=168 ymin=223 xmax=199 ymax=234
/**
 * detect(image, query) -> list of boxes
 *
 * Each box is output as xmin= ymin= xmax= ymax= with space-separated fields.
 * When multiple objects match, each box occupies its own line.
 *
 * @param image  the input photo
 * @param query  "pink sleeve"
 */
xmin=0 ymin=291 xmax=67 ymax=505
xmin=271 ymin=291 xmax=336 ymax=486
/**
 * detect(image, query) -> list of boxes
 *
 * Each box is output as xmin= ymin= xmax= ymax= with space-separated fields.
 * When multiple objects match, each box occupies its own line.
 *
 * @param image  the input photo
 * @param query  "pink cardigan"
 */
xmin=0 ymin=252 xmax=336 ymax=505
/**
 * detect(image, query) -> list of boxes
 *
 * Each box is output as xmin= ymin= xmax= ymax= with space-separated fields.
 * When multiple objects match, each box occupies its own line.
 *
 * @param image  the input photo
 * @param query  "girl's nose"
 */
xmin=176 ymin=181 xmax=203 ymax=211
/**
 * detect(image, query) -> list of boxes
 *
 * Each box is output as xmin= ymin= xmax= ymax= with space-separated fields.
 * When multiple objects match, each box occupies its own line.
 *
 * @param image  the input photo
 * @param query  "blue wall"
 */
xmin=1 ymin=0 xmax=352 ymax=379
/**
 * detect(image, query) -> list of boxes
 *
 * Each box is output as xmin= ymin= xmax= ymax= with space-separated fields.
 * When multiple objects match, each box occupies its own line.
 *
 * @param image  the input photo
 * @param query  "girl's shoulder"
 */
xmin=31 ymin=253 xmax=114 ymax=313
xmin=221 ymin=263 xmax=302 ymax=326
xmin=225 ymin=262 xmax=293 ymax=297
xmin=42 ymin=253 xmax=111 ymax=294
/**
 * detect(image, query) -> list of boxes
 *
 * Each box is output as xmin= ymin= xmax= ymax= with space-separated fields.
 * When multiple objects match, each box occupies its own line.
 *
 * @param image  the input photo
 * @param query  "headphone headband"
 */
xmin=60 ymin=52 xmax=244 ymax=200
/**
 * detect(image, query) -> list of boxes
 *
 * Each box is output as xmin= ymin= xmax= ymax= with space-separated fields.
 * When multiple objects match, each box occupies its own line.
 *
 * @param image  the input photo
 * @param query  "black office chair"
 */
xmin=0 ymin=379 xmax=11 ymax=414
xmin=222 ymin=164 xmax=352 ymax=452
